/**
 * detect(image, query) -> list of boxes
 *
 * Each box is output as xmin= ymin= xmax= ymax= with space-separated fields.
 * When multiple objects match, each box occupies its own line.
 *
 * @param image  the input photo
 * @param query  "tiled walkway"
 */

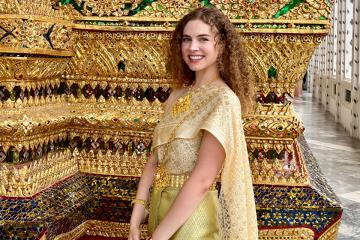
xmin=294 ymin=93 xmax=360 ymax=240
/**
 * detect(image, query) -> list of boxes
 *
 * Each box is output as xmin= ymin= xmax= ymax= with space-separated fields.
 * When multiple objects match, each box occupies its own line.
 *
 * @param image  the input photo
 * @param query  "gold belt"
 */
xmin=154 ymin=165 xmax=217 ymax=190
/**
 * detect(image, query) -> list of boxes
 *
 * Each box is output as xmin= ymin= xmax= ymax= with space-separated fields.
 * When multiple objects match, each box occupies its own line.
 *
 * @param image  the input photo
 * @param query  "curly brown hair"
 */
xmin=167 ymin=7 xmax=254 ymax=115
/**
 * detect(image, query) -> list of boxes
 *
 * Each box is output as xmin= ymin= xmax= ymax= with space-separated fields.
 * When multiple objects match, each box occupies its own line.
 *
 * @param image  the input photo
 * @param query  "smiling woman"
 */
xmin=128 ymin=7 xmax=258 ymax=240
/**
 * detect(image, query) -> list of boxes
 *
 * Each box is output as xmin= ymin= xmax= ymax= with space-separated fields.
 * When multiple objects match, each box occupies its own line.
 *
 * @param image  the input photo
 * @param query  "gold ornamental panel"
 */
xmin=54 ymin=221 xmax=148 ymax=240
xmin=77 ymin=150 xmax=147 ymax=177
xmin=0 ymin=0 xmax=65 ymax=17
xmin=0 ymin=149 xmax=77 ymax=197
xmin=244 ymin=104 xmax=304 ymax=140
xmin=318 ymin=219 xmax=341 ymax=240
xmin=0 ymin=103 xmax=72 ymax=150
xmin=250 ymin=141 xmax=309 ymax=186
xmin=0 ymin=58 xmax=66 ymax=87
xmin=0 ymin=17 xmax=72 ymax=51
xmin=259 ymin=227 xmax=315 ymax=240
xmin=54 ymin=220 xmax=315 ymax=240
xmin=58 ymin=0 xmax=332 ymax=21
xmin=243 ymin=33 xmax=321 ymax=96
xmin=66 ymin=30 xmax=171 ymax=80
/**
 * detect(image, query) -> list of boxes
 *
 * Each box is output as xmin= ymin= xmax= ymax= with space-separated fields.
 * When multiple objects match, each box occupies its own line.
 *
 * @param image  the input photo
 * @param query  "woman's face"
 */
xmin=181 ymin=19 xmax=221 ymax=73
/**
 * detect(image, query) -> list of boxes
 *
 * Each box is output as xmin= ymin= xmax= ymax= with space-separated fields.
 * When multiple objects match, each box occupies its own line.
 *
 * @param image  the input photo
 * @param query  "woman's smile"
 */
xmin=189 ymin=55 xmax=205 ymax=63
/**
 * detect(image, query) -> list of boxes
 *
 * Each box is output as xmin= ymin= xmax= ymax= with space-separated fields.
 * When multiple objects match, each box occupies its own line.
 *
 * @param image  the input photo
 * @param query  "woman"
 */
xmin=128 ymin=7 xmax=258 ymax=240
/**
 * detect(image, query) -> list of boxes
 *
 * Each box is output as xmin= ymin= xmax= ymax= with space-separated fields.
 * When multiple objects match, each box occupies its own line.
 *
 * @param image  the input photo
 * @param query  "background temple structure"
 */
xmin=0 ymin=0 xmax=342 ymax=239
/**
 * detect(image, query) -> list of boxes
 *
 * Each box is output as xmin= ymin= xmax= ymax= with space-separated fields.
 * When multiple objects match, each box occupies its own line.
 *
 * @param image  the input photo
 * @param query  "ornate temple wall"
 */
xmin=0 ymin=1 xmax=342 ymax=239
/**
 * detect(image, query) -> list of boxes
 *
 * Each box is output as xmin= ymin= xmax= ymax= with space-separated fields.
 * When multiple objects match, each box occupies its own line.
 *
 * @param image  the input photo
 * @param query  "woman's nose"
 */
xmin=190 ymin=40 xmax=199 ymax=51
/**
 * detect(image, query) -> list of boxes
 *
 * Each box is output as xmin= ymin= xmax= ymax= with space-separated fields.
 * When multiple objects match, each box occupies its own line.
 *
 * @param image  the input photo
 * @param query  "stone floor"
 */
xmin=294 ymin=93 xmax=360 ymax=240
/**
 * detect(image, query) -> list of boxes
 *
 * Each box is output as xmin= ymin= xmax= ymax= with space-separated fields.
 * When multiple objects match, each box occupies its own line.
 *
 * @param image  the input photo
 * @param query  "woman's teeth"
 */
xmin=189 ymin=56 xmax=204 ymax=61
xmin=189 ymin=55 xmax=204 ymax=60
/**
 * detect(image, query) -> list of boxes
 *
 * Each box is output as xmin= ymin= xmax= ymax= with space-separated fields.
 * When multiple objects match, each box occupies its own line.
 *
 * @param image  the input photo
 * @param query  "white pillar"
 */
xmin=351 ymin=0 xmax=360 ymax=137
xmin=335 ymin=0 xmax=346 ymax=122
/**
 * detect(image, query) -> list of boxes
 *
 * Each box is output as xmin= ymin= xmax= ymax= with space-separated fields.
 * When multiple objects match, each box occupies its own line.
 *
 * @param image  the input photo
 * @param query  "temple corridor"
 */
xmin=295 ymin=93 xmax=360 ymax=240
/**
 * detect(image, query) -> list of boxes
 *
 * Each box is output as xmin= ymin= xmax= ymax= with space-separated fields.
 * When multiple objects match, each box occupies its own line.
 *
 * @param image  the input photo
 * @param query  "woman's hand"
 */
xmin=128 ymin=226 xmax=141 ymax=240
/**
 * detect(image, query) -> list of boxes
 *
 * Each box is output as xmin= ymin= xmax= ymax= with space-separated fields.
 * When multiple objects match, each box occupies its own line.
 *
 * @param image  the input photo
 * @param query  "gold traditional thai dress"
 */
xmin=149 ymin=85 xmax=258 ymax=239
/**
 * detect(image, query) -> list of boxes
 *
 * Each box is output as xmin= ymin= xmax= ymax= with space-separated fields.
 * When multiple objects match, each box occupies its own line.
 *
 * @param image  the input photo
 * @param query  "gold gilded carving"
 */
xmin=0 ymin=18 xmax=73 ymax=52
xmin=134 ymin=1 xmax=201 ymax=19
xmin=82 ymin=0 xmax=133 ymax=17
xmin=0 ymin=97 xmax=162 ymax=197
xmin=0 ymin=58 xmax=69 ymax=83
xmin=54 ymin=220 xmax=314 ymax=240
xmin=0 ymin=0 xmax=64 ymax=17
xmin=54 ymin=220 xmax=148 ymax=240
xmin=0 ymin=149 xmax=77 ymax=197
xmin=246 ymin=138 xmax=294 ymax=153
xmin=63 ymin=0 xmax=331 ymax=21
xmin=285 ymin=1 xmax=332 ymax=20
xmin=0 ymin=93 xmax=65 ymax=110
xmin=0 ymin=101 xmax=161 ymax=150
xmin=214 ymin=0 xmax=283 ymax=20
xmin=77 ymin=150 xmax=147 ymax=177
xmin=66 ymin=30 xmax=171 ymax=79
xmin=243 ymin=34 xmax=320 ymax=96
xmin=244 ymin=104 xmax=304 ymax=140
xmin=250 ymin=142 xmax=309 ymax=186
xmin=0 ymin=104 xmax=71 ymax=147
xmin=53 ymin=221 xmax=91 ymax=240
xmin=60 ymin=0 xmax=140 ymax=18
xmin=259 ymin=227 xmax=314 ymax=239
xmin=68 ymin=101 xmax=161 ymax=131
xmin=216 ymin=0 xmax=331 ymax=20
xmin=244 ymin=103 xmax=308 ymax=186
xmin=318 ymin=220 xmax=341 ymax=240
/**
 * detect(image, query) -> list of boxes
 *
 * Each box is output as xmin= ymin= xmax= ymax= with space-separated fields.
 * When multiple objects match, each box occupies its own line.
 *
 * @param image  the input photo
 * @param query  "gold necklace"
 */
xmin=171 ymin=79 xmax=219 ymax=117
xmin=171 ymin=84 xmax=193 ymax=117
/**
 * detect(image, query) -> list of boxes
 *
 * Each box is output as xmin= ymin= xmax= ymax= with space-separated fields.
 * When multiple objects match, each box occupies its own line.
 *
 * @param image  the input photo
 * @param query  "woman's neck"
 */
xmin=193 ymin=66 xmax=221 ymax=88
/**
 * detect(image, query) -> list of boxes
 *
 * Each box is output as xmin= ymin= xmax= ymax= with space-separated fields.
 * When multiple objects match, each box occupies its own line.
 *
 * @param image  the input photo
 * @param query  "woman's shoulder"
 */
xmin=209 ymin=83 xmax=240 ymax=105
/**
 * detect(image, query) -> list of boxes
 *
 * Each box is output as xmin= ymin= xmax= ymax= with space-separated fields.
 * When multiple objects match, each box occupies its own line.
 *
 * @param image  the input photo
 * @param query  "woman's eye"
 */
xmin=182 ymin=38 xmax=191 ymax=42
xmin=199 ymin=38 xmax=209 ymax=42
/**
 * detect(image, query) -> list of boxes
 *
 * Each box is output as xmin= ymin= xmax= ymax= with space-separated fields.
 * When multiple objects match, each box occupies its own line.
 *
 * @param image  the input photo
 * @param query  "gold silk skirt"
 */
xmin=148 ymin=166 xmax=219 ymax=240
xmin=148 ymin=187 xmax=219 ymax=240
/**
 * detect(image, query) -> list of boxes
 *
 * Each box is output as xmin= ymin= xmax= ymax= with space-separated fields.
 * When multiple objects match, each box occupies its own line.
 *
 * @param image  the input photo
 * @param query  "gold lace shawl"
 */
xmin=151 ymin=85 xmax=259 ymax=239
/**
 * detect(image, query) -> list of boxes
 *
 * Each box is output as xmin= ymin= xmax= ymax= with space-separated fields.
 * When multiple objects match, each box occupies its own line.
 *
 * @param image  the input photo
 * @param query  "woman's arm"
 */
xmin=151 ymin=130 xmax=225 ymax=240
xmin=129 ymin=153 xmax=158 ymax=230
xmin=130 ymin=88 xmax=181 ymax=232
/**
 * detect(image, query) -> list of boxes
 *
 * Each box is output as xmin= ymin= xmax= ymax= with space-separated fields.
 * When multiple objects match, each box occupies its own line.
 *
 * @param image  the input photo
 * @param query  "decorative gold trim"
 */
xmin=74 ymin=16 xmax=178 ymax=22
xmin=53 ymin=221 xmax=88 ymax=240
xmin=0 ymin=14 xmax=73 ymax=26
xmin=318 ymin=219 xmax=341 ymax=240
xmin=259 ymin=228 xmax=315 ymax=239
xmin=0 ymin=47 xmax=74 ymax=57
xmin=71 ymin=16 xmax=330 ymax=34
xmin=53 ymin=220 xmax=316 ymax=240
xmin=233 ymin=19 xmax=330 ymax=25
xmin=72 ymin=24 xmax=329 ymax=34
xmin=0 ymin=150 xmax=78 ymax=197
xmin=73 ymin=16 xmax=330 ymax=25
xmin=77 ymin=150 xmax=147 ymax=177
xmin=54 ymin=220 xmax=148 ymax=240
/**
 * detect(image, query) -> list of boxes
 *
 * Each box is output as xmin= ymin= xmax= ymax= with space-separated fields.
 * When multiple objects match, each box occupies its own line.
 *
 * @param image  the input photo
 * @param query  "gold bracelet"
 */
xmin=131 ymin=198 xmax=146 ymax=206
